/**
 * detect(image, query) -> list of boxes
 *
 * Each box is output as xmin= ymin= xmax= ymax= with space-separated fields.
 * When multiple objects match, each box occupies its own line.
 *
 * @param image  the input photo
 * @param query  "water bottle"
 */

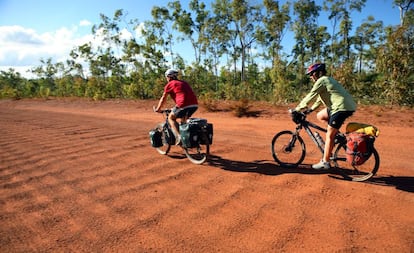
xmin=315 ymin=132 xmax=325 ymax=146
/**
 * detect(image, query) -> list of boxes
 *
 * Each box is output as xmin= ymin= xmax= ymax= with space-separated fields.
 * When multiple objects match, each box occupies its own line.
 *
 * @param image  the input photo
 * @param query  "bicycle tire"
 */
xmin=155 ymin=124 xmax=171 ymax=155
xmin=271 ymin=130 xmax=306 ymax=167
xmin=184 ymin=132 xmax=209 ymax=164
xmin=332 ymin=143 xmax=380 ymax=182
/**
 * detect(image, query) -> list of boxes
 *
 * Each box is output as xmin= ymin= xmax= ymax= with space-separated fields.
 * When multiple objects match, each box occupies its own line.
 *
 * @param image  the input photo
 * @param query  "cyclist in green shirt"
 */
xmin=295 ymin=63 xmax=357 ymax=170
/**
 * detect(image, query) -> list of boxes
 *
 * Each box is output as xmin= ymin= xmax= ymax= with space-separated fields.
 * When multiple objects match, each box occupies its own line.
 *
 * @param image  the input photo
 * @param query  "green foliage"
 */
xmin=1 ymin=1 xmax=412 ymax=107
xmin=39 ymin=86 xmax=50 ymax=99
xmin=199 ymin=91 xmax=219 ymax=112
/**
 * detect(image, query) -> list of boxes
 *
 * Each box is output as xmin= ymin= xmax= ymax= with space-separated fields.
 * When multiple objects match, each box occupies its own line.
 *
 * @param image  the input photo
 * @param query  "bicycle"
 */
xmin=150 ymin=109 xmax=211 ymax=165
xmin=271 ymin=109 xmax=380 ymax=182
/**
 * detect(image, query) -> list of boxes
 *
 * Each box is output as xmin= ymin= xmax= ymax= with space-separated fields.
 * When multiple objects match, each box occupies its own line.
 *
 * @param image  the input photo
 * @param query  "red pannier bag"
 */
xmin=345 ymin=132 xmax=375 ymax=166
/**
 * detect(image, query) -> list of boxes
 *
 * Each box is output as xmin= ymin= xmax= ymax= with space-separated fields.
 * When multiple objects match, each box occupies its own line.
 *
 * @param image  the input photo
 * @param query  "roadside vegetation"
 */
xmin=1 ymin=0 xmax=413 ymax=111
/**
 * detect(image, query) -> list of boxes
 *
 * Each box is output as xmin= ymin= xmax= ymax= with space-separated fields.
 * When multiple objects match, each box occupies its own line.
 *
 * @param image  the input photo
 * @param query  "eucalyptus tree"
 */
xmin=354 ymin=16 xmax=384 ymax=73
xmin=145 ymin=5 xmax=179 ymax=69
xmin=255 ymin=0 xmax=291 ymax=102
xmin=258 ymin=0 xmax=291 ymax=67
xmin=231 ymin=0 xmax=262 ymax=82
xmin=323 ymin=0 xmax=366 ymax=65
xmin=91 ymin=10 xmax=127 ymax=78
xmin=394 ymin=0 xmax=414 ymax=25
xmin=306 ymin=25 xmax=331 ymax=63
xmin=376 ymin=24 xmax=414 ymax=105
xmin=211 ymin=0 xmax=262 ymax=84
xmin=201 ymin=14 xmax=231 ymax=92
xmin=66 ymin=10 xmax=129 ymax=98
xmin=291 ymin=0 xmax=321 ymax=80
xmin=211 ymin=0 xmax=239 ymax=84
xmin=376 ymin=0 xmax=413 ymax=105
xmin=168 ymin=0 xmax=209 ymax=66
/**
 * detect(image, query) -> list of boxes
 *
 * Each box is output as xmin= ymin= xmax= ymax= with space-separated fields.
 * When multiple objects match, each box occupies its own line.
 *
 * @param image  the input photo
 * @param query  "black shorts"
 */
xmin=328 ymin=110 xmax=354 ymax=129
xmin=172 ymin=105 xmax=198 ymax=118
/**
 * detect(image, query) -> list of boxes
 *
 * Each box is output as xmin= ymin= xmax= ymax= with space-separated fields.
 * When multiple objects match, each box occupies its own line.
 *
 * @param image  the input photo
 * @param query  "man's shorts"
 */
xmin=328 ymin=110 xmax=354 ymax=129
xmin=172 ymin=105 xmax=198 ymax=118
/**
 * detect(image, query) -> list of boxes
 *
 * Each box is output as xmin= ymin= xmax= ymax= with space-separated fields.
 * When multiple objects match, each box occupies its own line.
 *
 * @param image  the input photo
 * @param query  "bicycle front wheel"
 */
xmin=332 ymin=143 xmax=380 ymax=182
xmin=271 ymin=130 xmax=306 ymax=167
xmin=184 ymin=132 xmax=209 ymax=165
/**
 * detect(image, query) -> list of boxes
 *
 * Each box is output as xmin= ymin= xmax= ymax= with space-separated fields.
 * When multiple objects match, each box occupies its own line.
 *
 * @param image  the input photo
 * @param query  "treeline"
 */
xmin=1 ymin=0 xmax=413 ymax=106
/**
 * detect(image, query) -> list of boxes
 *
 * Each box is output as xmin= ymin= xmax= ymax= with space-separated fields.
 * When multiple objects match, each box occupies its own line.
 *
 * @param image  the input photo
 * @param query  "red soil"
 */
xmin=0 ymin=98 xmax=413 ymax=252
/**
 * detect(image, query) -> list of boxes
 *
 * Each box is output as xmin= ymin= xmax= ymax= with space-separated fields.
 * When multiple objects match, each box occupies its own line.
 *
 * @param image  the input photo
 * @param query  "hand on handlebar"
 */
xmin=303 ymin=108 xmax=313 ymax=115
xmin=153 ymin=106 xmax=160 ymax=113
xmin=289 ymin=108 xmax=307 ymax=124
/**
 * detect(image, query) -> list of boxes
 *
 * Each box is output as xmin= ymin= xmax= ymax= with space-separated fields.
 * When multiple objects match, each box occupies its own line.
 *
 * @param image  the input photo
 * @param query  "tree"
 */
xmin=376 ymin=21 xmax=414 ymax=105
xmin=354 ymin=16 xmax=384 ymax=72
xmin=394 ymin=0 xmax=414 ymax=25
xmin=169 ymin=0 xmax=210 ymax=66
xmin=258 ymin=0 xmax=291 ymax=67
xmin=291 ymin=0 xmax=321 ymax=81
xmin=323 ymin=0 xmax=367 ymax=65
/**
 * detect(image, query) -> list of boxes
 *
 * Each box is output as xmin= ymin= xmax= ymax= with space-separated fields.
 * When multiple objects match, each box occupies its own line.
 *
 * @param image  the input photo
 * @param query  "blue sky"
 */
xmin=0 ymin=0 xmax=400 ymax=77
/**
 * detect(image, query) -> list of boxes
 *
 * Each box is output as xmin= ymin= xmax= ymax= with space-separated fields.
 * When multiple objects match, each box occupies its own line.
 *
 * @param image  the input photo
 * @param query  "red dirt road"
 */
xmin=1 ymin=98 xmax=413 ymax=252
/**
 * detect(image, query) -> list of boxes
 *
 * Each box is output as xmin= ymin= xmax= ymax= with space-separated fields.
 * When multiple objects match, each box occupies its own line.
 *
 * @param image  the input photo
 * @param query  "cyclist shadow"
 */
xmin=207 ymin=155 xmax=329 ymax=176
xmin=365 ymin=176 xmax=414 ymax=193
xmin=207 ymin=155 xmax=414 ymax=193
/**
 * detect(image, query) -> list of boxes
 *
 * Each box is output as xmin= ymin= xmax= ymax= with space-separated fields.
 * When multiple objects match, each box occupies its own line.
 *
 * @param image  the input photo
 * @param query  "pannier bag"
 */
xmin=149 ymin=129 xmax=163 ymax=147
xmin=201 ymin=123 xmax=214 ymax=145
xmin=346 ymin=122 xmax=380 ymax=137
xmin=346 ymin=132 xmax=375 ymax=165
xmin=345 ymin=122 xmax=378 ymax=166
xmin=179 ymin=118 xmax=213 ymax=148
xmin=166 ymin=127 xmax=176 ymax=145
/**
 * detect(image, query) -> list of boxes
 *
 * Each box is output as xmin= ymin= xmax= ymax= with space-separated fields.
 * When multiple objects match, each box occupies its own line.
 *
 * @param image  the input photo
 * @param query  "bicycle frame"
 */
xmin=295 ymin=119 xmax=328 ymax=154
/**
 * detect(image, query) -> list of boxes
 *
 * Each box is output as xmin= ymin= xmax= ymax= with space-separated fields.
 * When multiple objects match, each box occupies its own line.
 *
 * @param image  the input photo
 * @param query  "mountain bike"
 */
xmin=271 ymin=109 xmax=380 ymax=182
xmin=150 ymin=109 xmax=211 ymax=165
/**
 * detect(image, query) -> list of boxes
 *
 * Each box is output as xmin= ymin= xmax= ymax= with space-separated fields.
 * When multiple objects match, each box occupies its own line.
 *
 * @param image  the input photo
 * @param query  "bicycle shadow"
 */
xmin=365 ymin=176 xmax=414 ymax=193
xmin=207 ymin=155 xmax=414 ymax=193
xmin=207 ymin=155 xmax=328 ymax=176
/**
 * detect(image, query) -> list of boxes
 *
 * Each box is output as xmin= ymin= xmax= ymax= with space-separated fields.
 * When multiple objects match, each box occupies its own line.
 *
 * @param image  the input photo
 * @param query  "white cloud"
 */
xmin=0 ymin=24 xmax=92 ymax=77
xmin=79 ymin=20 xmax=92 ymax=27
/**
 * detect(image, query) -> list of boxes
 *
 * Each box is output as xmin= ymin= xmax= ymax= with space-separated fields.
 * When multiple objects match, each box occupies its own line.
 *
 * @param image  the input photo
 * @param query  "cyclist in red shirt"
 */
xmin=155 ymin=69 xmax=198 ymax=145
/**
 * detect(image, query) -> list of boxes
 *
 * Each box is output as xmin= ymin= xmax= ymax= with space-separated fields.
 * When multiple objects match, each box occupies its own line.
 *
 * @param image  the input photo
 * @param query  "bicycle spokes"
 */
xmin=283 ymin=136 xmax=297 ymax=153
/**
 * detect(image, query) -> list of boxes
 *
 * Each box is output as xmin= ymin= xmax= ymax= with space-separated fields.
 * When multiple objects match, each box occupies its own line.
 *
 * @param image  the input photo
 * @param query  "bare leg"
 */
xmin=312 ymin=108 xmax=336 ymax=169
xmin=168 ymin=113 xmax=180 ymax=139
xmin=317 ymin=108 xmax=329 ymax=123
xmin=324 ymin=125 xmax=338 ymax=162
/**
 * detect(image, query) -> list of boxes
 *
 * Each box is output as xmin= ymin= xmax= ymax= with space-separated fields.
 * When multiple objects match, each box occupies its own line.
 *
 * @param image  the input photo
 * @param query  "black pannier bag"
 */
xmin=180 ymin=118 xmax=213 ymax=148
xmin=179 ymin=118 xmax=203 ymax=148
xmin=200 ymin=123 xmax=213 ymax=145
xmin=165 ymin=127 xmax=176 ymax=145
xmin=149 ymin=129 xmax=163 ymax=147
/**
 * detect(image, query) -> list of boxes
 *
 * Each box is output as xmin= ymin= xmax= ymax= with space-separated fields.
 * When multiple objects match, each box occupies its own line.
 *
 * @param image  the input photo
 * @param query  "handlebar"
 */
xmin=289 ymin=108 xmax=308 ymax=124
xmin=288 ymin=108 xmax=312 ymax=116
xmin=153 ymin=106 xmax=171 ymax=114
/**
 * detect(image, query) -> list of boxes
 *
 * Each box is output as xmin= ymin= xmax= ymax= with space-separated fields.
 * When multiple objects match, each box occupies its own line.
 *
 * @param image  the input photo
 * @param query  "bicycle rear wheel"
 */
xmin=155 ymin=124 xmax=171 ymax=155
xmin=271 ymin=130 xmax=306 ymax=167
xmin=184 ymin=132 xmax=209 ymax=164
xmin=332 ymin=143 xmax=380 ymax=182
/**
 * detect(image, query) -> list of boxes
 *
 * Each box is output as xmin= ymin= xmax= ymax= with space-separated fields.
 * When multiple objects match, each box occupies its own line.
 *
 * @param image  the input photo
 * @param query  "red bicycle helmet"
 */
xmin=306 ymin=63 xmax=326 ymax=75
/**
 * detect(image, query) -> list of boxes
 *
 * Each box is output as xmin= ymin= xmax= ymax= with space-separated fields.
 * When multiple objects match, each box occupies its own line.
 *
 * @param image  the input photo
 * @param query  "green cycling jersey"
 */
xmin=295 ymin=76 xmax=357 ymax=114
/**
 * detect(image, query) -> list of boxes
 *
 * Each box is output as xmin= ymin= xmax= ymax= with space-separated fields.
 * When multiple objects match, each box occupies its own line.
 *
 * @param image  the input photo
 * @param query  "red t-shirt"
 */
xmin=164 ymin=79 xmax=198 ymax=108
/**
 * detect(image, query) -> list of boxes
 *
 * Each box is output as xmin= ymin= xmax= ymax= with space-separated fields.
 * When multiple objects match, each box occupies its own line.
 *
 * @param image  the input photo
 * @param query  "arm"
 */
xmin=295 ymin=91 xmax=319 ymax=111
xmin=295 ymin=80 xmax=323 ymax=111
xmin=310 ymin=96 xmax=323 ymax=111
xmin=155 ymin=92 xmax=167 ymax=112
